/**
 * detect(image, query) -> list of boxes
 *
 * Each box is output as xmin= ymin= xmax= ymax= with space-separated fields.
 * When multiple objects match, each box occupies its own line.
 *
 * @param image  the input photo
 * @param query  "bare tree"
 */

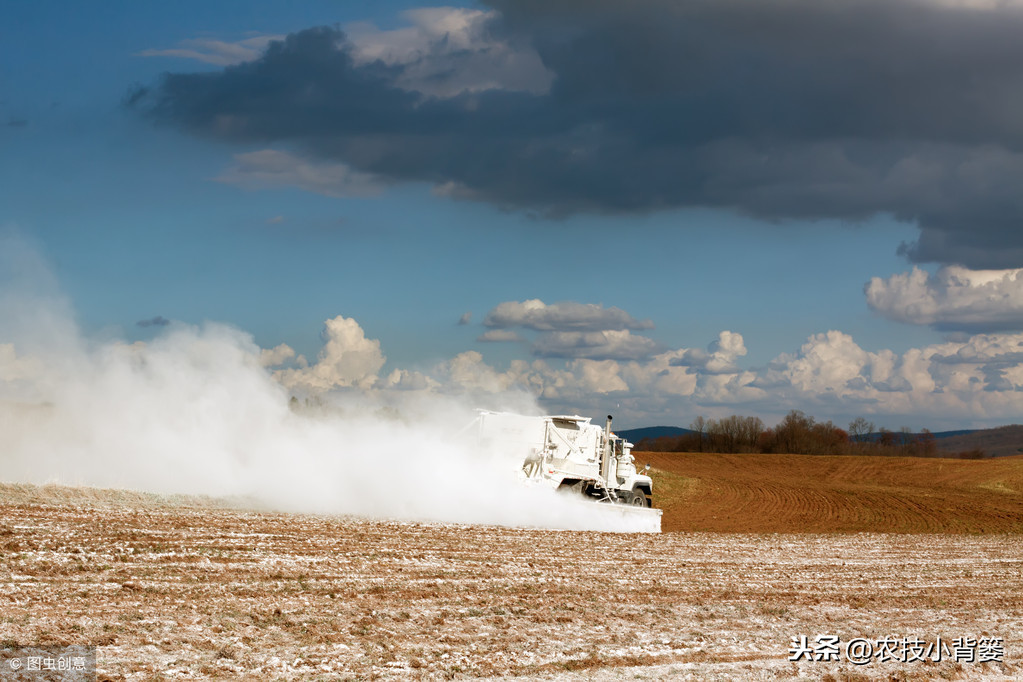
xmin=848 ymin=416 xmax=875 ymax=443
xmin=708 ymin=416 xmax=735 ymax=452
xmin=914 ymin=428 xmax=937 ymax=457
xmin=899 ymin=426 xmax=914 ymax=455
xmin=705 ymin=415 xmax=765 ymax=453
xmin=690 ymin=416 xmax=706 ymax=453
xmin=772 ymin=410 xmax=815 ymax=454
xmin=740 ymin=416 xmax=765 ymax=451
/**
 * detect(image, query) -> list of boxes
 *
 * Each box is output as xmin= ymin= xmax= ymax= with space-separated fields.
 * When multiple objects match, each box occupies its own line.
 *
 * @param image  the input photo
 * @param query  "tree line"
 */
xmin=637 ymin=410 xmax=988 ymax=458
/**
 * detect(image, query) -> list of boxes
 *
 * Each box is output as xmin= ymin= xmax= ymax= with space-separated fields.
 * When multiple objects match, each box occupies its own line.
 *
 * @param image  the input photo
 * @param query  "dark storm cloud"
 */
xmin=131 ymin=1 xmax=1023 ymax=267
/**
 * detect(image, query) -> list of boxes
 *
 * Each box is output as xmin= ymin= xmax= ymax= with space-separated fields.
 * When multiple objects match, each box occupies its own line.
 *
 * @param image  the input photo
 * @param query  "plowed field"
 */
xmin=1 ymin=451 xmax=1022 ymax=680
xmin=642 ymin=451 xmax=1023 ymax=533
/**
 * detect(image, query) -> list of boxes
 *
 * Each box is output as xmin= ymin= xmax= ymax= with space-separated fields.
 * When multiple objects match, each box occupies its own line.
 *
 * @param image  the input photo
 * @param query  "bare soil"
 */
xmin=642 ymin=451 xmax=1023 ymax=533
xmin=1 ymin=480 xmax=1021 ymax=680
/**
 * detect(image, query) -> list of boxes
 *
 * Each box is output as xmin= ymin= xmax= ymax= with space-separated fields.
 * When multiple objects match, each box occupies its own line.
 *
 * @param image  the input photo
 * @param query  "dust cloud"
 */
xmin=0 ymin=236 xmax=650 ymax=532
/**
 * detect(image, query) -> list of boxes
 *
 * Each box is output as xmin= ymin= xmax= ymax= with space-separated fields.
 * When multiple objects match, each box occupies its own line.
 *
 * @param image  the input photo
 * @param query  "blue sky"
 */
xmin=6 ymin=0 xmax=1023 ymax=430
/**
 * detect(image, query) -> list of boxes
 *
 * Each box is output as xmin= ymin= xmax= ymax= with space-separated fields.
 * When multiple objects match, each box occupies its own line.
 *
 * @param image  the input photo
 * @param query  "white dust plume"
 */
xmin=0 ymin=237 xmax=652 ymax=532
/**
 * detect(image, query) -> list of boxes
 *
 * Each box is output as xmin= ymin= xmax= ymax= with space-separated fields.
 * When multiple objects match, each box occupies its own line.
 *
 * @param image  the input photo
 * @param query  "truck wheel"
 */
xmin=630 ymin=491 xmax=649 ymax=507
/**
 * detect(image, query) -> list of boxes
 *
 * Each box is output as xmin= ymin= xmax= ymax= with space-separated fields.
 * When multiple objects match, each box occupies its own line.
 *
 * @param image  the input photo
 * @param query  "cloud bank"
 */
xmin=131 ymin=1 xmax=1023 ymax=267
xmin=248 ymin=307 xmax=1023 ymax=429
xmin=866 ymin=266 xmax=1023 ymax=331
xmin=479 ymin=299 xmax=658 ymax=360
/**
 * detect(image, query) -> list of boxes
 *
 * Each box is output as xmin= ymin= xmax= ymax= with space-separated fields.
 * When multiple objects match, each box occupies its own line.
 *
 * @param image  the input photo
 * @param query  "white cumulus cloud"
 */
xmin=274 ymin=316 xmax=385 ymax=393
xmin=747 ymin=329 xmax=1023 ymax=424
xmin=866 ymin=266 xmax=1023 ymax=331
xmin=259 ymin=343 xmax=295 ymax=367
xmin=761 ymin=331 xmax=899 ymax=397
xmin=671 ymin=330 xmax=748 ymax=374
xmin=565 ymin=359 xmax=629 ymax=394
xmin=621 ymin=350 xmax=699 ymax=399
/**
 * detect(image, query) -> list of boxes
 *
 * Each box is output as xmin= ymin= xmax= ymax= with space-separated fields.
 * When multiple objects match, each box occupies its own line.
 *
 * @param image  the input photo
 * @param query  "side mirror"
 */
xmin=643 ymin=464 xmax=651 ymax=473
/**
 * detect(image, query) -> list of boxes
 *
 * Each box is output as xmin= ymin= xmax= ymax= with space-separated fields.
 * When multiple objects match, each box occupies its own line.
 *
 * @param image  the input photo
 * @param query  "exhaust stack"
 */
xmin=601 ymin=415 xmax=615 ymax=490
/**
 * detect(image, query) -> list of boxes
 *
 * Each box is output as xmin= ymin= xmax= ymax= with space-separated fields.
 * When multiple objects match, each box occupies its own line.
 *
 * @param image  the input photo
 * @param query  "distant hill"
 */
xmin=929 ymin=429 xmax=979 ymax=439
xmin=618 ymin=426 xmax=693 ymax=443
xmin=857 ymin=429 xmax=976 ymax=442
xmin=933 ymin=425 xmax=1023 ymax=458
xmin=856 ymin=426 xmax=1023 ymax=457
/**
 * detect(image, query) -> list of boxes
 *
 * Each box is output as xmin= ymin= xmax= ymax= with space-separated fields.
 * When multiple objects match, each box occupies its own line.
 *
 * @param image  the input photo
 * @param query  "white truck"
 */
xmin=475 ymin=411 xmax=657 ymax=508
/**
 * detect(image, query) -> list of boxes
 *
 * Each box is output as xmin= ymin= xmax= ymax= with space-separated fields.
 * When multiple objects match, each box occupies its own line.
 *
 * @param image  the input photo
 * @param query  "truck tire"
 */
xmin=630 ymin=490 xmax=650 ymax=507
